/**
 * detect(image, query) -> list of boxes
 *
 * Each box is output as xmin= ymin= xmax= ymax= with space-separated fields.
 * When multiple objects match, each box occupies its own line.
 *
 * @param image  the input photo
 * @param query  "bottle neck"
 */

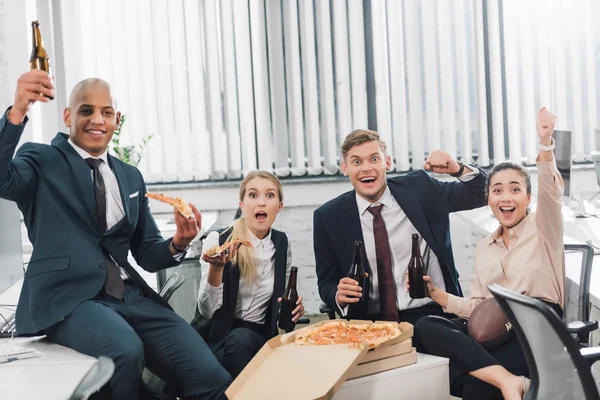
xmin=352 ymin=243 xmax=363 ymax=265
xmin=32 ymin=25 xmax=41 ymax=48
xmin=287 ymin=270 xmax=297 ymax=290
xmin=411 ymin=237 xmax=420 ymax=256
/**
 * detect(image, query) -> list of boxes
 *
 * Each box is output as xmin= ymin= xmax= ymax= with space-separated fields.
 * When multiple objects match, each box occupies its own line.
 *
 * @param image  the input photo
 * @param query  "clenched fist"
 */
xmin=424 ymin=150 xmax=462 ymax=176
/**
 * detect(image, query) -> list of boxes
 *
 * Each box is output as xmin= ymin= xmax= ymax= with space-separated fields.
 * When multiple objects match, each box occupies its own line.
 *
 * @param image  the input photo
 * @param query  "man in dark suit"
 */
xmin=0 ymin=70 xmax=231 ymax=399
xmin=314 ymin=129 xmax=487 ymax=325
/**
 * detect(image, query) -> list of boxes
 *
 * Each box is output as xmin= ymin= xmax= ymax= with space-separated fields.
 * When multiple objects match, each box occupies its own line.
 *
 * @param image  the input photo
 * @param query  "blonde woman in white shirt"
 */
xmin=191 ymin=171 xmax=304 ymax=378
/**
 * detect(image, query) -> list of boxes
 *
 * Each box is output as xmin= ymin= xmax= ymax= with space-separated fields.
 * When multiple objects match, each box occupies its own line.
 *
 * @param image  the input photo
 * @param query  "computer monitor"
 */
xmin=553 ymin=130 xmax=572 ymax=197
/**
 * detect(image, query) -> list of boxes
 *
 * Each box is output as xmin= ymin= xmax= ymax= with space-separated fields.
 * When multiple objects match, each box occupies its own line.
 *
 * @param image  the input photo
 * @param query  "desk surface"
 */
xmin=0 ymin=280 xmax=96 ymax=400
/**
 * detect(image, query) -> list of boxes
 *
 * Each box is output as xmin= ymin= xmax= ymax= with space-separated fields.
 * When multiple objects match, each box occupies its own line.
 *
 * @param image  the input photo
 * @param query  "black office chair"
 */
xmin=564 ymin=243 xmax=598 ymax=346
xmin=157 ymin=272 xmax=186 ymax=302
xmin=320 ymin=302 xmax=337 ymax=320
xmin=489 ymin=283 xmax=600 ymax=400
xmin=68 ymin=356 xmax=115 ymax=400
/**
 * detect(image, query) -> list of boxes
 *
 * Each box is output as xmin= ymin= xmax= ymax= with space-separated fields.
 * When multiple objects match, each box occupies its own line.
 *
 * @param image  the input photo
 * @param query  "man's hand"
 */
xmin=336 ymin=277 xmax=363 ymax=307
xmin=8 ymin=70 xmax=55 ymax=125
xmin=424 ymin=150 xmax=462 ymax=175
xmin=172 ymin=202 xmax=201 ymax=253
xmin=536 ymin=107 xmax=557 ymax=143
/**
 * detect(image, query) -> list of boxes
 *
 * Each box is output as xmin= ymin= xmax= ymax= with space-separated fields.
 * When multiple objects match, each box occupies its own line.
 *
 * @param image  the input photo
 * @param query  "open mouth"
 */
xmin=499 ymin=206 xmax=516 ymax=216
xmin=359 ymin=177 xmax=376 ymax=184
xmin=255 ymin=211 xmax=268 ymax=222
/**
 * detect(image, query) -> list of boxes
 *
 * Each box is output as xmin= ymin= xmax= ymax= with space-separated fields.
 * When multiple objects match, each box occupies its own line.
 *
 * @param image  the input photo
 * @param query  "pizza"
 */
xmin=203 ymin=238 xmax=253 ymax=258
xmin=145 ymin=193 xmax=193 ymax=219
xmin=295 ymin=321 xmax=402 ymax=350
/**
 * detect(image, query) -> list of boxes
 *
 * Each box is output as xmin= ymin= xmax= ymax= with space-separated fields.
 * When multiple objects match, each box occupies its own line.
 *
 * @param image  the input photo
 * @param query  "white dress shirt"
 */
xmin=338 ymin=168 xmax=479 ymax=316
xmin=197 ymin=229 xmax=292 ymax=324
xmin=68 ymin=139 xmax=182 ymax=280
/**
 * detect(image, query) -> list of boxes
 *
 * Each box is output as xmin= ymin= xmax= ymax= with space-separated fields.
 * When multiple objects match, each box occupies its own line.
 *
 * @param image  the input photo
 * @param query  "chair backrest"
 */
xmin=158 ymin=272 xmax=186 ymax=302
xmin=68 ymin=356 xmax=115 ymax=400
xmin=564 ymin=243 xmax=595 ymax=324
xmin=489 ymin=284 xmax=600 ymax=400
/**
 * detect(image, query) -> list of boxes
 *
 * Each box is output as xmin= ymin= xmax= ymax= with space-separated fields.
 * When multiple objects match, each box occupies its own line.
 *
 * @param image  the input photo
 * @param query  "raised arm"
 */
xmin=0 ymin=71 xmax=55 ymax=201
xmin=313 ymin=208 xmax=343 ymax=312
xmin=197 ymin=231 xmax=226 ymax=319
xmin=534 ymin=107 xmax=564 ymax=245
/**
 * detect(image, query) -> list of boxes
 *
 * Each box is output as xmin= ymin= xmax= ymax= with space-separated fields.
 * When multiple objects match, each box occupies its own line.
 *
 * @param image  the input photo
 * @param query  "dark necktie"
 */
xmin=86 ymin=158 xmax=126 ymax=300
xmin=367 ymin=205 xmax=399 ymax=322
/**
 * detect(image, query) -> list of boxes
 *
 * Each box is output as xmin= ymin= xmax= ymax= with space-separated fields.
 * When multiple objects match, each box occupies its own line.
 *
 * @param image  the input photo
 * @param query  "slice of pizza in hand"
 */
xmin=204 ymin=238 xmax=253 ymax=258
xmin=145 ymin=193 xmax=193 ymax=219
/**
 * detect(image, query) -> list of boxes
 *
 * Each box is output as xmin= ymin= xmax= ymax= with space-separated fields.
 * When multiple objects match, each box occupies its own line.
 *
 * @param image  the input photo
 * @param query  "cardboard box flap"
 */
xmin=227 ymin=336 xmax=368 ymax=400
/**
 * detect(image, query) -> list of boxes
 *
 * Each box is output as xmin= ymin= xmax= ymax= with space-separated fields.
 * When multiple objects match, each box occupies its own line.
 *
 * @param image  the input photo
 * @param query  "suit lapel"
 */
xmin=51 ymin=133 xmax=99 ymax=234
xmin=107 ymin=155 xmax=131 ymax=222
xmin=339 ymin=193 xmax=372 ymax=276
xmin=389 ymin=183 xmax=441 ymax=257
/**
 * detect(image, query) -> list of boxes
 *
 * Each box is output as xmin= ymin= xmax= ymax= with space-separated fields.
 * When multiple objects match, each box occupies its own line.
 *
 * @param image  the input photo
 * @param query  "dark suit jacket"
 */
xmin=313 ymin=168 xmax=488 ymax=319
xmin=191 ymin=228 xmax=289 ymax=352
xmin=0 ymin=112 xmax=180 ymax=335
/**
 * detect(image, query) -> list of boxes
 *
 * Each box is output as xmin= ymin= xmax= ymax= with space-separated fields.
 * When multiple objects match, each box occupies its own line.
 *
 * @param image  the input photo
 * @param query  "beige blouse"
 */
xmin=446 ymin=158 xmax=565 ymax=319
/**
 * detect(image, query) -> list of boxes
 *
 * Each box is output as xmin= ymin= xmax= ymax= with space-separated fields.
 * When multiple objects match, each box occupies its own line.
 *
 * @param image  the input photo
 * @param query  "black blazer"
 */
xmin=0 ymin=113 xmax=179 ymax=335
xmin=313 ymin=168 xmax=488 ymax=319
xmin=191 ymin=228 xmax=289 ymax=352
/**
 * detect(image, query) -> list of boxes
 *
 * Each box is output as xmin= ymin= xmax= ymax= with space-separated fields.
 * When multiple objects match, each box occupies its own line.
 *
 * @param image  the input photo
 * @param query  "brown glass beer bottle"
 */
xmin=29 ymin=20 xmax=53 ymax=100
xmin=278 ymin=266 xmax=299 ymax=333
xmin=408 ymin=233 xmax=427 ymax=299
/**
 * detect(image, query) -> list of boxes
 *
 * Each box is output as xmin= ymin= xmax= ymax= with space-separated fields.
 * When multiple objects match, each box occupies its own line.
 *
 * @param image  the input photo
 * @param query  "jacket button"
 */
xmin=99 ymin=263 xmax=106 ymax=270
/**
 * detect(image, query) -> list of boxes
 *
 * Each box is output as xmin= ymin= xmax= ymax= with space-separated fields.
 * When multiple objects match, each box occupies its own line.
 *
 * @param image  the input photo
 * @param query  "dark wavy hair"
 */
xmin=485 ymin=161 xmax=532 ymax=202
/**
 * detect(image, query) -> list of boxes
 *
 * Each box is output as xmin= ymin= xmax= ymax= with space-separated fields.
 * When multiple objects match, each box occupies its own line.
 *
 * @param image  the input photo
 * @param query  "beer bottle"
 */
xmin=278 ymin=266 xmax=299 ymax=333
xmin=408 ymin=233 xmax=427 ymax=299
xmin=29 ymin=20 xmax=53 ymax=100
xmin=347 ymin=241 xmax=365 ymax=316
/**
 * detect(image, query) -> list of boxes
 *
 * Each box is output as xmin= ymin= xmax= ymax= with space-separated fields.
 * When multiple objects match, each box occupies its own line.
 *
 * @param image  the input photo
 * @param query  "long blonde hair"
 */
xmin=226 ymin=171 xmax=284 ymax=280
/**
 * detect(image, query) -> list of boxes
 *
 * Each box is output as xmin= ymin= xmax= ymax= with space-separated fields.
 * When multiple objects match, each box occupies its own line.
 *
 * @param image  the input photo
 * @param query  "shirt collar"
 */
xmin=356 ymin=186 xmax=394 ymax=216
xmin=488 ymin=214 xmax=529 ymax=245
xmin=246 ymin=227 xmax=271 ymax=246
xmin=67 ymin=138 xmax=109 ymax=164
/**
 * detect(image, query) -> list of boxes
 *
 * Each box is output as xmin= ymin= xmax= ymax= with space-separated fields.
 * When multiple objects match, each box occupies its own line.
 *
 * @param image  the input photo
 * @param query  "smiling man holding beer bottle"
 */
xmin=313 ymin=129 xmax=488 ymax=326
xmin=0 ymin=71 xmax=231 ymax=399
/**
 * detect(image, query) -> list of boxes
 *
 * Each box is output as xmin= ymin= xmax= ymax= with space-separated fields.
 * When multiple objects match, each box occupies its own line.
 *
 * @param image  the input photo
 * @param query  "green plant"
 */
xmin=110 ymin=115 xmax=153 ymax=167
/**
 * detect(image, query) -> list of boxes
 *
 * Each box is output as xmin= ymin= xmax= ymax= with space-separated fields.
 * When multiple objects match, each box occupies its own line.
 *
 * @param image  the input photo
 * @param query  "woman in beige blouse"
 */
xmin=414 ymin=107 xmax=564 ymax=400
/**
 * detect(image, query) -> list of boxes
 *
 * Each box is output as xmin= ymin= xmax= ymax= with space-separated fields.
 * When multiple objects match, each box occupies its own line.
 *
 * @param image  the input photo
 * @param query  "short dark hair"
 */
xmin=485 ymin=161 xmax=532 ymax=201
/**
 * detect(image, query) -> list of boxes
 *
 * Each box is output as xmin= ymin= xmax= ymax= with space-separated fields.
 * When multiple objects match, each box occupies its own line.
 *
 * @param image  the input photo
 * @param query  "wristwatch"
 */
xmin=170 ymin=239 xmax=192 ymax=253
xmin=539 ymin=136 xmax=555 ymax=151
xmin=450 ymin=161 xmax=465 ymax=178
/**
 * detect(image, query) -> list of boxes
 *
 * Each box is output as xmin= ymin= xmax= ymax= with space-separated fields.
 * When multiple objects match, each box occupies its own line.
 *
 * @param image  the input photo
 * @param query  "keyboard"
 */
xmin=0 ymin=312 xmax=16 ymax=338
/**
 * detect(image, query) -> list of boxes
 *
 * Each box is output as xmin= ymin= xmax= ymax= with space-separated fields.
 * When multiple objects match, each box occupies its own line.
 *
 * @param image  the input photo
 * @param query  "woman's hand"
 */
xmin=405 ymin=272 xmax=448 ymax=308
xmin=278 ymin=296 xmax=305 ymax=322
xmin=201 ymin=242 xmax=241 ymax=268
xmin=536 ymin=107 xmax=557 ymax=143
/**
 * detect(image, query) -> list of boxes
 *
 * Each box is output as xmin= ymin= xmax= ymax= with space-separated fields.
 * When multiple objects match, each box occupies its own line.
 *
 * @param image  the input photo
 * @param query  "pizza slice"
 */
xmin=203 ymin=238 xmax=253 ymax=258
xmin=145 ymin=193 xmax=193 ymax=219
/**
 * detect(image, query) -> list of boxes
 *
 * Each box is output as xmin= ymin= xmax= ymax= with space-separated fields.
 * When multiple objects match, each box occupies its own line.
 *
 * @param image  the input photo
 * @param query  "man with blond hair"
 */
xmin=314 ymin=129 xmax=487 ymax=326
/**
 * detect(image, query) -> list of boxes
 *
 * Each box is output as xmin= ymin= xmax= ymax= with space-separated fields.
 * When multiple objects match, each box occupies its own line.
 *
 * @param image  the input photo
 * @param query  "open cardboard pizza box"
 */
xmin=226 ymin=320 xmax=414 ymax=400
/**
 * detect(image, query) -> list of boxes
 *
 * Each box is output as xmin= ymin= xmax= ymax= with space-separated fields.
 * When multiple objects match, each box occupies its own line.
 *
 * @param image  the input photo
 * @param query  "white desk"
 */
xmin=334 ymin=353 xmax=449 ymax=400
xmin=0 ymin=279 xmax=97 ymax=400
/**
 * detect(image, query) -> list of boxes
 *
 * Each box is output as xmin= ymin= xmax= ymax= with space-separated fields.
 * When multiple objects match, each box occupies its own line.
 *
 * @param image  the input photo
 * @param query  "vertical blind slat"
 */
xmin=437 ymin=0 xmax=457 ymax=158
xmin=249 ymin=0 xmax=274 ymax=171
xmin=347 ymin=0 xmax=368 ymax=130
xmin=403 ymin=0 xmax=425 ymax=166
xmin=584 ymin=0 xmax=598 ymax=152
xmin=283 ymin=0 xmax=306 ymax=176
xmin=315 ymin=0 xmax=338 ymax=174
xmin=266 ymin=0 xmax=290 ymax=176
xmin=473 ymin=0 xmax=489 ymax=165
xmin=486 ymin=0 xmax=506 ymax=162
xmin=387 ymin=0 xmax=410 ymax=171
xmin=220 ymin=0 xmax=242 ymax=178
xmin=332 ymin=0 xmax=353 ymax=146
xmin=298 ymin=0 xmax=323 ymax=175
xmin=421 ymin=1 xmax=441 ymax=154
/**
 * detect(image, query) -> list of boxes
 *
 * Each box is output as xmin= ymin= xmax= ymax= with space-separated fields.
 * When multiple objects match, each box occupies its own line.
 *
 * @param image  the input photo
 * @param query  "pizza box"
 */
xmin=358 ymin=338 xmax=412 ymax=364
xmin=226 ymin=334 xmax=368 ymax=400
xmin=347 ymin=348 xmax=418 ymax=380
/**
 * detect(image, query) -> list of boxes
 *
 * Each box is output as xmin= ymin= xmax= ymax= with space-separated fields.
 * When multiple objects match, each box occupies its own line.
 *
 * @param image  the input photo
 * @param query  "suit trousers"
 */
xmin=416 ymin=301 xmax=563 ymax=400
xmin=213 ymin=326 xmax=268 ymax=379
xmin=45 ymin=283 xmax=232 ymax=400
